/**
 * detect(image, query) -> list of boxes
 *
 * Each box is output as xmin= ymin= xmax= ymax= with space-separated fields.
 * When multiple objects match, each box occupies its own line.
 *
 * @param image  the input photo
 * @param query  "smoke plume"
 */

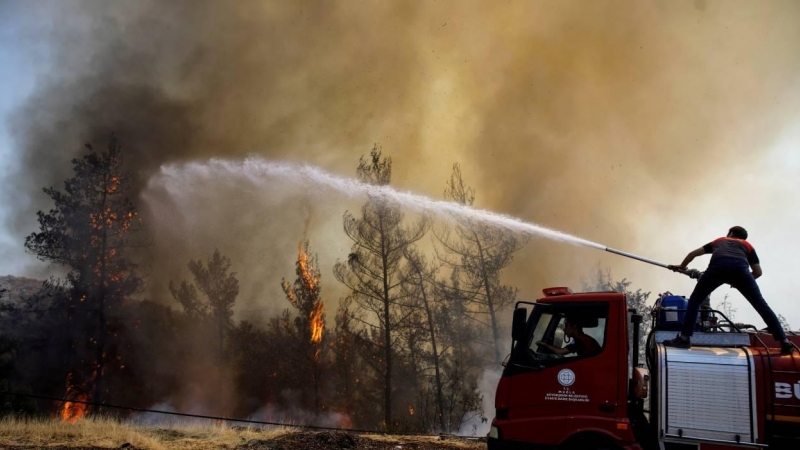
xmin=6 ymin=0 xmax=799 ymax=299
xmin=3 ymin=0 xmax=800 ymax=419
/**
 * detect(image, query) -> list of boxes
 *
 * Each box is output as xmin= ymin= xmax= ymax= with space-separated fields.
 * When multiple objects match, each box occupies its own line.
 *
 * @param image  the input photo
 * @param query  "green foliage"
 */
xmin=170 ymin=249 xmax=238 ymax=324
xmin=170 ymin=249 xmax=239 ymax=360
xmin=24 ymin=136 xmax=143 ymax=300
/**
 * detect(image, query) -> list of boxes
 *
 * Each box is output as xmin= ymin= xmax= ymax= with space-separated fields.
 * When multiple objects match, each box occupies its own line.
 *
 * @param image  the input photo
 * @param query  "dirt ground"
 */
xmin=1 ymin=431 xmax=486 ymax=450
xmin=236 ymin=431 xmax=486 ymax=450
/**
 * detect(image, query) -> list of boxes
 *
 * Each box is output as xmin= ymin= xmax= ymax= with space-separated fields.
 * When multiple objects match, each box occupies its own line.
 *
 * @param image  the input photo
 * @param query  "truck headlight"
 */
xmin=488 ymin=425 xmax=500 ymax=439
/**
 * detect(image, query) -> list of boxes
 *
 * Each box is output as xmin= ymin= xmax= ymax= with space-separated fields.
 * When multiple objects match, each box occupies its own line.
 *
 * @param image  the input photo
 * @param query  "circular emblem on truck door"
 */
xmin=558 ymin=369 xmax=576 ymax=387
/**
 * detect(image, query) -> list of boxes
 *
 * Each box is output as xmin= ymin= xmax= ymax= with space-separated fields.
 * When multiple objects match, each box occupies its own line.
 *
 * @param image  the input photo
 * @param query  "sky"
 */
xmin=0 ymin=2 xmax=43 ymax=261
xmin=0 ymin=0 xmax=799 ymax=330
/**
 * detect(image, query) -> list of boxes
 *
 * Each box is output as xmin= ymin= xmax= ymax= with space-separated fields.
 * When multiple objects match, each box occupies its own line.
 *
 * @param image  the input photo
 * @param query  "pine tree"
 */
xmin=333 ymin=145 xmax=429 ymax=429
xmin=170 ymin=249 xmax=239 ymax=361
xmin=281 ymin=242 xmax=326 ymax=414
xmin=25 ymin=136 xmax=144 ymax=412
xmin=402 ymin=248 xmax=446 ymax=431
xmin=436 ymin=163 xmax=527 ymax=364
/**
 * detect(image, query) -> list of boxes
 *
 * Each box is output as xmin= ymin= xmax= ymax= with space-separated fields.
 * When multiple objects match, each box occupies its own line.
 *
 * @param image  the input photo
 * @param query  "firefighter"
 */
xmin=536 ymin=316 xmax=601 ymax=357
xmin=663 ymin=226 xmax=794 ymax=354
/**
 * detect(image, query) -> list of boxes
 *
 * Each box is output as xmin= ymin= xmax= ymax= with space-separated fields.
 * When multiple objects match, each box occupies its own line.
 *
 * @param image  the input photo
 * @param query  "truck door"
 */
xmin=504 ymin=301 xmax=621 ymax=446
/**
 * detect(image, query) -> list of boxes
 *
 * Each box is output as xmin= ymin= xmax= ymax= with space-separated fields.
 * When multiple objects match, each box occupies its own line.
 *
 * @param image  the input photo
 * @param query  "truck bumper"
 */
xmin=488 ymin=437 xmax=641 ymax=450
xmin=487 ymin=437 xmax=556 ymax=450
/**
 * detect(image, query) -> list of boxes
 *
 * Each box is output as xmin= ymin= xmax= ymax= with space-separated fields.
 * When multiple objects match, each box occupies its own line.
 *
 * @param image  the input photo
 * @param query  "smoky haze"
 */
xmin=4 ymin=0 xmax=800 ymax=323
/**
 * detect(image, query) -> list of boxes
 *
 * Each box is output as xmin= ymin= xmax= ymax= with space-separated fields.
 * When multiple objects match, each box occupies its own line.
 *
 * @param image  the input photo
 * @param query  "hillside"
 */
xmin=0 ymin=275 xmax=44 ymax=304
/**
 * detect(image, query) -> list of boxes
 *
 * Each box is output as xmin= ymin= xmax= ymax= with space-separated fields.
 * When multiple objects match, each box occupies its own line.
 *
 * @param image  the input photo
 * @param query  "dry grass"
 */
xmin=0 ymin=416 xmax=485 ymax=449
xmin=0 ymin=415 xmax=291 ymax=449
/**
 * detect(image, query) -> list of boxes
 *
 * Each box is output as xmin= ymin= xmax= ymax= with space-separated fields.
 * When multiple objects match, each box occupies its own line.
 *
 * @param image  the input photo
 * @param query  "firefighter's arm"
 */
xmin=676 ymin=247 xmax=707 ymax=270
xmin=751 ymin=263 xmax=762 ymax=279
xmin=535 ymin=341 xmax=571 ymax=355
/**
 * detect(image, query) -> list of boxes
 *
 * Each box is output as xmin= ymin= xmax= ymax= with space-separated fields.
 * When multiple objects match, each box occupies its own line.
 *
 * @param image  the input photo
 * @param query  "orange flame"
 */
xmin=409 ymin=405 xmax=415 ymax=416
xmin=310 ymin=300 xmax=324 ymax=344
xmin=61 ymin=397 xmax=87 ymax=423
xmin=60 ymin=372 xmax=87 ymax=423
xmin=297 ymin=243 xmax=324 ymax=348
xmin=297 ymin=243 xmax=319 ymax=293
xmin=339 ymin=414 xmax=354 ymax=429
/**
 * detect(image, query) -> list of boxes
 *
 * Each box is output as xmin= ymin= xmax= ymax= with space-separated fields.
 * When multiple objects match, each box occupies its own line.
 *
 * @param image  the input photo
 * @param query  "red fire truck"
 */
xmin=488 ymin=287 xmax=800 ymax=450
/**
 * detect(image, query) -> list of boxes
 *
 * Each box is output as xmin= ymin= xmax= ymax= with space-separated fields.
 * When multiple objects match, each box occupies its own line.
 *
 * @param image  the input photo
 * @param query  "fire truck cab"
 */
xmin=487 ymin=287 xmax=800 ymax=450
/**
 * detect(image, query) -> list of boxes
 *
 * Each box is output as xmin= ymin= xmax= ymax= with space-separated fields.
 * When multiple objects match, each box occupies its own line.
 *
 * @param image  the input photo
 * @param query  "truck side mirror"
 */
xmin=512 ymin=307 xmax=528 ymax=342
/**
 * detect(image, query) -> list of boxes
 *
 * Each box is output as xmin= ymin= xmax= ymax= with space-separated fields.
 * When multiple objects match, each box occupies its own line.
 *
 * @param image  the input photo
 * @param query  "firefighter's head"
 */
xmin=728 ymin=226 xmax=748 ymax=240
xmin=564 ymin=317 xmax=583 ymax=338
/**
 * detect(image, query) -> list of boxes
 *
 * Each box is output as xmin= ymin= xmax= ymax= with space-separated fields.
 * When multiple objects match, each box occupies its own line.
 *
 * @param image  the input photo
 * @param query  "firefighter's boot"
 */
xmin=663 ymin=334 xmax=691 ymax=349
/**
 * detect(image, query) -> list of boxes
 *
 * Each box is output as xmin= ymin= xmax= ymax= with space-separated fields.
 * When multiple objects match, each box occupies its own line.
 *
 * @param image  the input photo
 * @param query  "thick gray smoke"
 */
xmin=4 ymin=0 xmax=800 ymax=322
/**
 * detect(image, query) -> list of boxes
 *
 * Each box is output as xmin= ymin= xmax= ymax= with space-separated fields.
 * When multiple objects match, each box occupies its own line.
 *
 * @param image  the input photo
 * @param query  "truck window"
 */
xmin=530 ymin=312 xmax=553 ymax=350
xmin=580 ymin=318 xmax=606 ymax=348
xmin=523 ymin=303 xmax=608 ymax=363
xmin=552 ymin=315 xmax=605 ymax=352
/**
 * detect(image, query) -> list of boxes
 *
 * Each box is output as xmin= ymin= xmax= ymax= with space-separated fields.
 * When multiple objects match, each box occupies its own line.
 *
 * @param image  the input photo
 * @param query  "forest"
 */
xmin=0 ymin=138 xmax=651 ymax=434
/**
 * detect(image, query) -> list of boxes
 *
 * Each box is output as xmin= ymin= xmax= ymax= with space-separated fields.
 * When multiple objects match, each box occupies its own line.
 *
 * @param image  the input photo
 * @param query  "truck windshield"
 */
xmin=530 ymin=312 xmax=555 ymax=352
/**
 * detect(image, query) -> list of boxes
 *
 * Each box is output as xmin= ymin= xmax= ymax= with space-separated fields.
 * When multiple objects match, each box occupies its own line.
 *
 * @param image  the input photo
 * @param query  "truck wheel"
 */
xmin=564 ymin=446 xmax=617 ymax=450
xmin=563 ymin=439 xmax=619 ymax=450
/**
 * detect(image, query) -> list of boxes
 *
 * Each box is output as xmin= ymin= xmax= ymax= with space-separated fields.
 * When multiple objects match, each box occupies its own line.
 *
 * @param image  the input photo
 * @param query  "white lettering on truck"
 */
xmin=775 ymin=382 xmax=800 ymax=400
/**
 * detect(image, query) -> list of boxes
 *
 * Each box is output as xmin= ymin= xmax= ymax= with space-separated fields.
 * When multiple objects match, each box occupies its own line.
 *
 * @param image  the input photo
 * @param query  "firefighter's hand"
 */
xmin=668 ymin=265 xmax=684 ymax=273
xmin=685 ymin=269 xmax=702 ymax=279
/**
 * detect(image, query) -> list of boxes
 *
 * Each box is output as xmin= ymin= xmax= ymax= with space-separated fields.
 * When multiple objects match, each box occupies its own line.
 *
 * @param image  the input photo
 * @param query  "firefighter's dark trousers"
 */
xmin=681 ymin=257 xmax=787 ymax=342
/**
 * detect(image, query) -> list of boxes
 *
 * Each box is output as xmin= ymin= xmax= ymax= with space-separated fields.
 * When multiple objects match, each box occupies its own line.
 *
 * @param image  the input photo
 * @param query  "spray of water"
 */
xmin=147 ymin=157 xmax=606 ymax=251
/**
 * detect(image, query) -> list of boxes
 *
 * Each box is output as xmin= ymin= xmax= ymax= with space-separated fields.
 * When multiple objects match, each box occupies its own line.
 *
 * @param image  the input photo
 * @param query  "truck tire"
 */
xmin=562 ymin=434 xmax=619 ymax=450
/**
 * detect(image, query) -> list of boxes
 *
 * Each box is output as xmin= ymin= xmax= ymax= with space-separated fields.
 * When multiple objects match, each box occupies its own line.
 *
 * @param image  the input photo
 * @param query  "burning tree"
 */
xmin=24 ymin=136 xmax=144 ymax=419
xmin=281 ymin=241 xmax=326 ymax=414
xmin=169 ymin=249 xmax=239 ymax=362
xmin=333 ymin=146 xmax=429 ymax=429
xmin=436 ymin=163 xmax=527 ymax=364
